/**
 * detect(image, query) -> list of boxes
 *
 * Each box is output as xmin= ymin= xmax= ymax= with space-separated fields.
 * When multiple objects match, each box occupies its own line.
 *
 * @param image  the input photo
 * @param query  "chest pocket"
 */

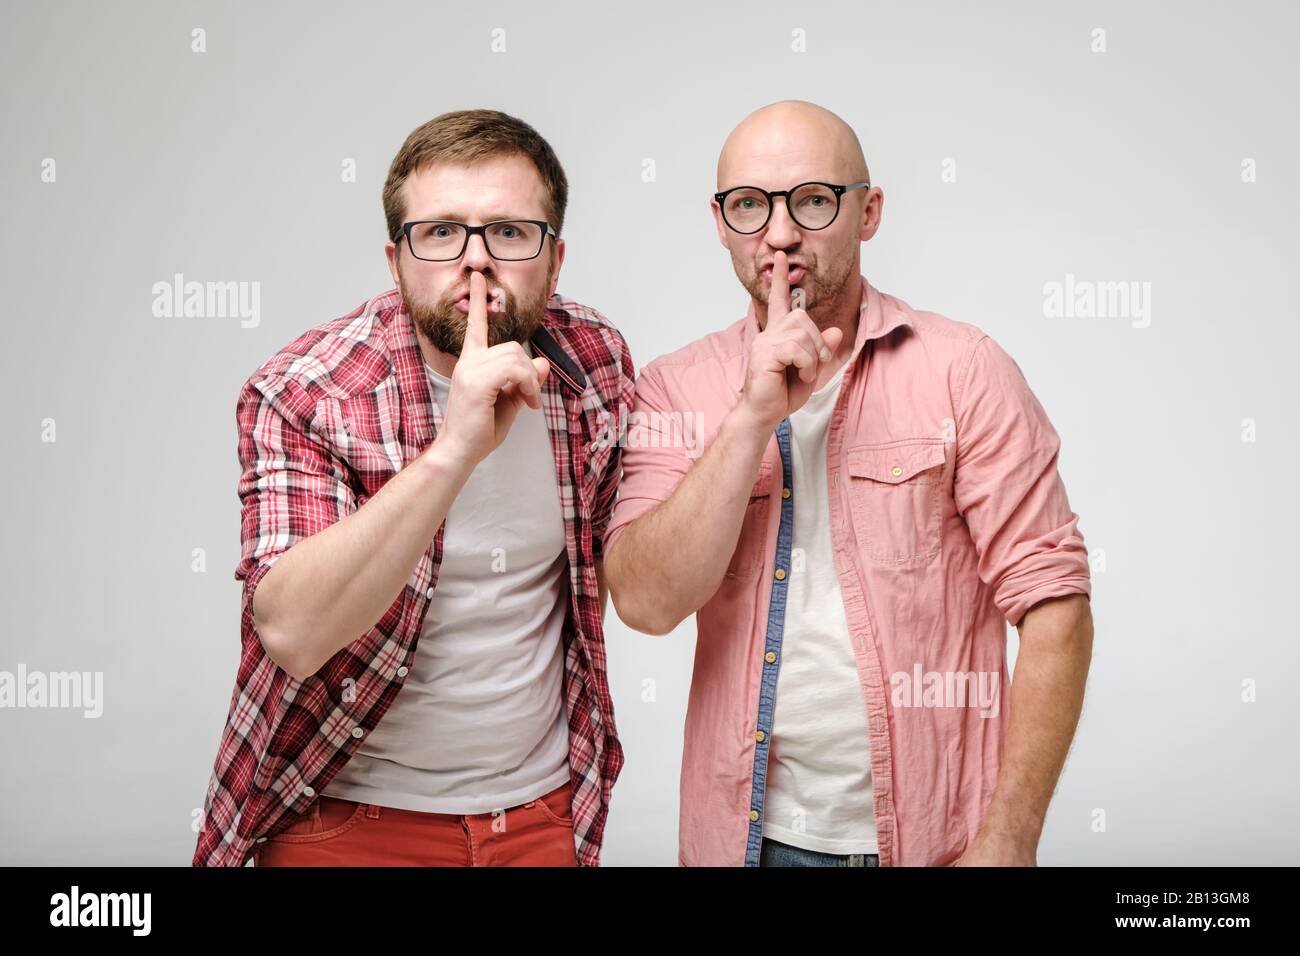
xmin=725 ymin=461 xmax=775 ymax=581
xmin=845 ymin=440 xmax=947 ymax=567
xmin=317 ymin=396 xmax=403 ymax=490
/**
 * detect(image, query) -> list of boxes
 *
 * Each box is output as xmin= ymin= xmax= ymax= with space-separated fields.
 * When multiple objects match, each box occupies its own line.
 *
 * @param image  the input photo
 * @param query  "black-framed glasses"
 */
xmin=398 ymin=219 xmax=557 ymax=261
xmin=713 ymin=181 xmax=871 ymax=234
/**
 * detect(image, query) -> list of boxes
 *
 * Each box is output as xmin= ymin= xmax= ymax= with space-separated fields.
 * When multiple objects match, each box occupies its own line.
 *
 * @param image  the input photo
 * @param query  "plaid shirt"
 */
xmin=194 ymin=287 xmax=634 ymax=867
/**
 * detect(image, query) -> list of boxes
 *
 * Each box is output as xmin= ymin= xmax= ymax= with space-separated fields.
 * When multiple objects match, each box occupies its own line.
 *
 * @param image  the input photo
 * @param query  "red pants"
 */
xmin=252 ymin=780 xmax=578 ymax=867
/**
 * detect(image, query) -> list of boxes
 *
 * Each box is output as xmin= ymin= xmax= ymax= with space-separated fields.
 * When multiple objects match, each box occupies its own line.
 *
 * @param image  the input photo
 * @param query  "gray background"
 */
xmin=2 ymin=0 xmax=1296 ymax=865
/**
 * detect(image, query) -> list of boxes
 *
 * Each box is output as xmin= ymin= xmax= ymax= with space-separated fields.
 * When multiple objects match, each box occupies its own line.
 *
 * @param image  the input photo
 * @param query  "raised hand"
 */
xmin=736 ymin=250 xmax=844 ymax=432
xmin=431 ymin=270 xmax=551 ymax=470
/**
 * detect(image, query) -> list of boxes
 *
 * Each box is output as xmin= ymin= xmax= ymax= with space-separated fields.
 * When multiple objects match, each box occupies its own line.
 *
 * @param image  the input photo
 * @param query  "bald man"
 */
xmin=603 ymin=101 xmax=1093 ymax=867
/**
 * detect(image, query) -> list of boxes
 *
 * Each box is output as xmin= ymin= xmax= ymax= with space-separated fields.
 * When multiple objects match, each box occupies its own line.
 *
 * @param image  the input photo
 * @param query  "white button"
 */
xmin=397 ymin=666 xmax=409 ymax=677
xmin=302 ymin=786 xmax=315 ymax=798
xmin=425 ymin=587 xmax=434 ymax=599
xmin=351 ymin=727 xmax=364 ymax=738
xmin=255 ymin=837 xmax=268 ymax=844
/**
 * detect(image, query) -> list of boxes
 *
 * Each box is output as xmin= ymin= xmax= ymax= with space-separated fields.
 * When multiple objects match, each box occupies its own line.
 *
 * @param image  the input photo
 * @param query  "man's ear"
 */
xmin=547 ymin=237 xmax=566 ymax=299
xmin=860 ymin=188 xmax=884 ymax=243
xmin=385 ymin=240 xmax=400 ymax=287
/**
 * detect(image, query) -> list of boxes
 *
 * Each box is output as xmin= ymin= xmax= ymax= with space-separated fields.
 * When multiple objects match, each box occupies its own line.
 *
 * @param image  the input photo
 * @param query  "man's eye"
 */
xmin=432 ymin=226 xmax=453 ymax=238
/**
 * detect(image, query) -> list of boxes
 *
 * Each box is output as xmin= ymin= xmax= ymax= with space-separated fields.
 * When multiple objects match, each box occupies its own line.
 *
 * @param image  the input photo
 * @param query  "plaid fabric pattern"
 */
xmin=193 ymin=287 xmax=634 ymax=867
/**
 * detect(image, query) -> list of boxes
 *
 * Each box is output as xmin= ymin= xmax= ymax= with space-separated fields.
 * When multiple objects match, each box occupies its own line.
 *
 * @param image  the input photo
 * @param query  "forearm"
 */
xmin=976 ymin=593 xmax=1094 ymax=855
xmin=253 ymin=439 xmax=472 ymax=679
xmin=607 ymin=406 xmax=771 ymax=635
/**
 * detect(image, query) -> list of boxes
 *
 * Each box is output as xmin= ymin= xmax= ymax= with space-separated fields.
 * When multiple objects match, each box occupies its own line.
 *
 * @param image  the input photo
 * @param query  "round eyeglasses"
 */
xmin=399 ymin=219 xmax=557 ymax=261
xmin=713 ymin=181 xmax=870 ymax=234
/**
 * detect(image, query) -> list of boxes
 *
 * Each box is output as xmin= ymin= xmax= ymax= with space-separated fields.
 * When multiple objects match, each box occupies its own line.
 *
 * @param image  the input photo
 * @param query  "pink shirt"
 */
xmin=604 ymin=276 xmax=1091 ymax=866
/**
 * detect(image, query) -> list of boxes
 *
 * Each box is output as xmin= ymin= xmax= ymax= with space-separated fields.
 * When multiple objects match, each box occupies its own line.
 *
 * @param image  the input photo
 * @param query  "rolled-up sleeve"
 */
xmin=234 ymin=372 xmax=358 ymax=641
xmin=952 ymin=335 xmax=1091 ymax=628
xmin=601 ymin=362 xmax=695 ymax=560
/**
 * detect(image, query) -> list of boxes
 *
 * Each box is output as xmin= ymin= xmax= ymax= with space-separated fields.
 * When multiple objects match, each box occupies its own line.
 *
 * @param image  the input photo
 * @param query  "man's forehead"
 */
xmin=405 ymin=157 xmax=543 ymax=195
xmin=403 ymin=156 xmax=547 ymax=216
xmin=718 ymin=154 xmax=853 ymax=190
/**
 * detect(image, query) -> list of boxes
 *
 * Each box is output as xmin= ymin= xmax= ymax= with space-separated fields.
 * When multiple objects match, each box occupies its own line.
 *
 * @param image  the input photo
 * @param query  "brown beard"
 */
xmin=742 ymin=252 xmax=855 ymax=328
xmin=400 ymin=266 xmax=552 ymax=357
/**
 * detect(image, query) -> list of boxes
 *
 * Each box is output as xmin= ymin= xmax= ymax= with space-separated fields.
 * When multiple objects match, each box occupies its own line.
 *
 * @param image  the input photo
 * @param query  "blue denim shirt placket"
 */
xmin=743 ymin=418 xmax=795 ymax=867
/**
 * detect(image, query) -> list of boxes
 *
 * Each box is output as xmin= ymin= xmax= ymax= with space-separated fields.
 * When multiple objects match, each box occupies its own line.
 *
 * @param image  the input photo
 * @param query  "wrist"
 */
xmin=721 ymin=400 xmax=777 ymax=449
xmin=419 ymin=436 xmax=476 ymax=486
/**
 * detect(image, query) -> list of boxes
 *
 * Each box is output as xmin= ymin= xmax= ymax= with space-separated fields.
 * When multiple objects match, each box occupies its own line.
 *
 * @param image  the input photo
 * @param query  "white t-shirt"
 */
xmin=761 ymin=358 xmax=879 ymax=854
xmin=323 ymin=348 xmax=571 ymax=814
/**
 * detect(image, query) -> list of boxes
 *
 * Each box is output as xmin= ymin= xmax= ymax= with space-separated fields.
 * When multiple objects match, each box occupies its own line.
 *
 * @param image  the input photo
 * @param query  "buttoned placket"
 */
xmin=743 ymin=419 xmax=795 ymax=866
xmin=739 ymin=295 xmax=905 ymax=866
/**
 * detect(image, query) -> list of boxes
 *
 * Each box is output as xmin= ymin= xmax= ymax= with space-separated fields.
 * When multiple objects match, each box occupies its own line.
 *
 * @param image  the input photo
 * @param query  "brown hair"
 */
xmin=382 ymin=109 xmax=569 ymax=243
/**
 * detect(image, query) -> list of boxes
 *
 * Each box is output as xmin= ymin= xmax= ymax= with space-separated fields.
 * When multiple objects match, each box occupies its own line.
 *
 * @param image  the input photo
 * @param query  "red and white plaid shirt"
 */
xmin=194 ymin=287 xmax=634 ymax=867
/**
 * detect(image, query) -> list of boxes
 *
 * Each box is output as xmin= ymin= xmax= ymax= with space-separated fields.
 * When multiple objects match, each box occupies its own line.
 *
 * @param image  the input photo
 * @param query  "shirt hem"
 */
xmin=320 ymin=764 xmax=571 ymax=816
xmin=762 ymin=822 xmax=880 ymax=856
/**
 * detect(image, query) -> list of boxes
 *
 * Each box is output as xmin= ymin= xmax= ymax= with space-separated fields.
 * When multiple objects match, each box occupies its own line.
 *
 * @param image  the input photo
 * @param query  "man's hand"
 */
xmin=735 ymin=250 xmax=844 ymax=432
xmin=432 ymin=270 xmax=551 ymax=469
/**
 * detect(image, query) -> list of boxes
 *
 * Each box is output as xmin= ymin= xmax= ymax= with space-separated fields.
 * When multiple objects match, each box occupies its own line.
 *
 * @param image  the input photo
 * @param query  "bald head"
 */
xmin=717 ymin=100 xmax=869 ymax=189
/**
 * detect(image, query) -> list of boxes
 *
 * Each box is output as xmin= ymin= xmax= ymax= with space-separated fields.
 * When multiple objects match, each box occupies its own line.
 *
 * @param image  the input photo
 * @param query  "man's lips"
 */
xmin=762 ymin=264 xmax=806 ymax=284
xmin=452 ymin=288 xmax=505 ymax=313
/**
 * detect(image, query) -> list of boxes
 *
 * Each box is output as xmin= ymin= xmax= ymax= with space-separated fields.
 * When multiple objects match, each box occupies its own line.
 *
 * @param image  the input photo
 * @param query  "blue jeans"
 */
xmin=760 ymin=837 xmax=880 ymax=867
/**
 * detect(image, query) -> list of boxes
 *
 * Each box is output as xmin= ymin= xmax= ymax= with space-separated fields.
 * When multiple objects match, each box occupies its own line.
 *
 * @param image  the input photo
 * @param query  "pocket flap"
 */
xmin=847 ymin=440 xmax=945 ymax=483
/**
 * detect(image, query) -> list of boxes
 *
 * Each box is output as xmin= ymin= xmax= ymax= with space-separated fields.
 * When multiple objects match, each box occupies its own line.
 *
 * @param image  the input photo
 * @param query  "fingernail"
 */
xmin=821 ymin=348 xmax=831 ymax=361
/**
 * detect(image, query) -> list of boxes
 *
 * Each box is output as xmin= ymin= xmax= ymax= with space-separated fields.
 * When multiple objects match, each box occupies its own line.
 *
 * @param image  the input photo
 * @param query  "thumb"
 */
xmin=532 ymin=356 xmax=551 ymax=386
xmin=819 ymin=326 xmax=844 ymax=360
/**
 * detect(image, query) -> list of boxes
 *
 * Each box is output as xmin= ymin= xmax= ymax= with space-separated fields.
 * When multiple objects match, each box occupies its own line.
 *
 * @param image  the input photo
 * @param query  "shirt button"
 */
xmin=255 ymin=836 xmax=268 ymax=844
xmin=764 ymin=651 xmax=777 ymax=664
xmin=302 ymin=786 xmax=315 ymax=798
xmin=397 ymin=665 xmax=409 ymax=677
xmin=351 ymin=727 xmax=364 ymax=738
xmin=774 ymin=568 xmax=786 ymax=581
xmin=425 ymin=587 xmax=434 ymax=599
xmin=755 ymin=730 xmax=766 ymax=743
xmin=781 ymin=487 xmax=791 ymax=499
xmin=749 ymin=809 xmax=760 ymax=822
xmin=890 ymin=466 xmax=903 ymax=477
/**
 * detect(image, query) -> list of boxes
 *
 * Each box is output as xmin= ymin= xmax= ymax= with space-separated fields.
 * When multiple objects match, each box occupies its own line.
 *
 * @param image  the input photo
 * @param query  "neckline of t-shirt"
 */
xmin=810 ymin=355 xmax=850 ymax=399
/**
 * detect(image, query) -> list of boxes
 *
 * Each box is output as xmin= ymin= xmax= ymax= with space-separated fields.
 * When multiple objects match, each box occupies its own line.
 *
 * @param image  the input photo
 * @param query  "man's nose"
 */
xmin=764 ymin=198 xmax=801 ymax=249
xmin=461 ymin=232 xmax=493 ymax=271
